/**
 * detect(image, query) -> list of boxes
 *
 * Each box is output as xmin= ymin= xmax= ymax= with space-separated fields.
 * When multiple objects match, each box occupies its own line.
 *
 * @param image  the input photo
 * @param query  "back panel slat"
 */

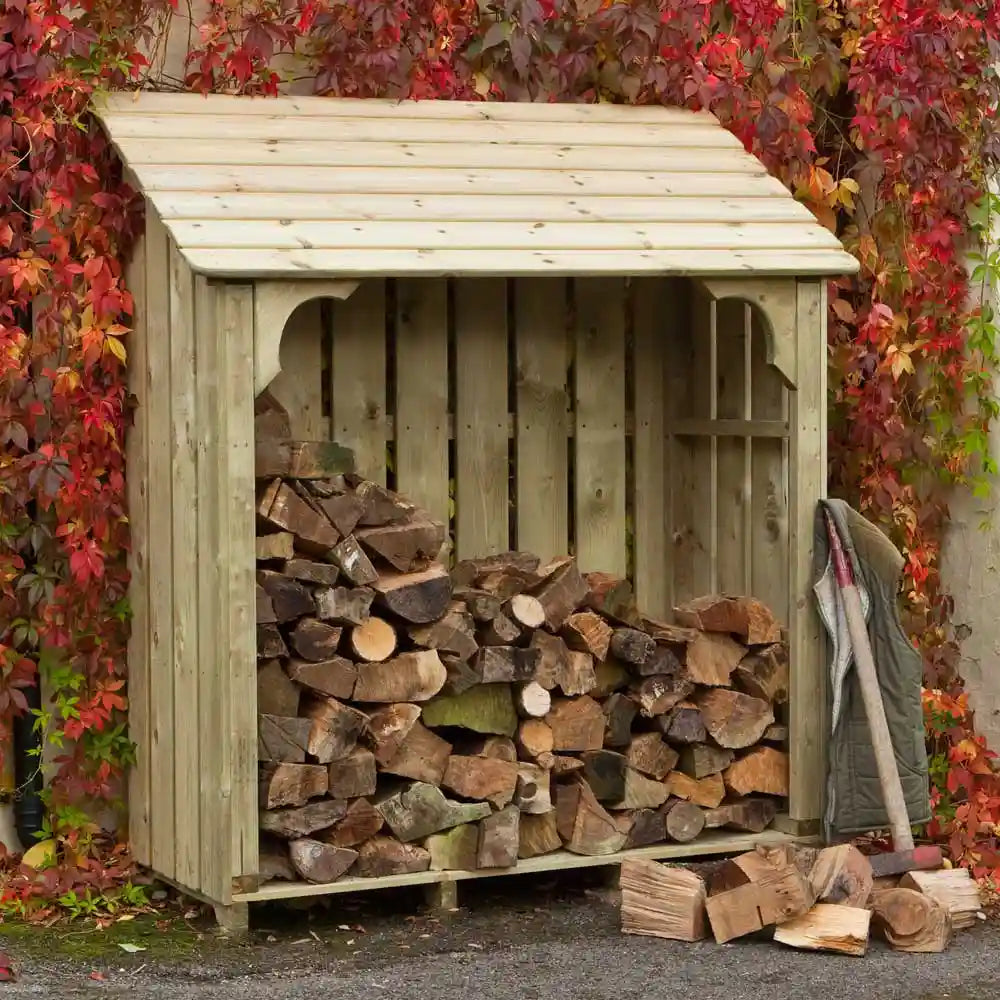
xmin=454 ymin=279 xmax=510 ymax=559
xmin=514 ymin=279 xmax=570 ymax=562
xmin=395 ymin=279 xmax=450 ymax=525
xmin=332 ymin=280 xmax=387 ymax=484
xmin=573 ymin=278 xmax=627 ymax=576
xmin=269 ymin=299 xmax=326 ymax=438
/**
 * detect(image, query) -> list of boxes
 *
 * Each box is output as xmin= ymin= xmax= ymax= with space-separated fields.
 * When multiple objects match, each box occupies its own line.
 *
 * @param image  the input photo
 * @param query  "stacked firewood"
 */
xmin=255 ymin=452 xmax=792 ymax=886
xmin=621 ymin=843 xmax=983 ymax=955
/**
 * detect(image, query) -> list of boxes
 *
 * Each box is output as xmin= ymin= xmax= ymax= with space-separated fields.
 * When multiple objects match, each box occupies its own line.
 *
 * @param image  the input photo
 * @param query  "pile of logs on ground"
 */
xmin=255 ymin=443 xmax=793 ymax=885
xmin=622 ymin=844 xmax=984 ymax=955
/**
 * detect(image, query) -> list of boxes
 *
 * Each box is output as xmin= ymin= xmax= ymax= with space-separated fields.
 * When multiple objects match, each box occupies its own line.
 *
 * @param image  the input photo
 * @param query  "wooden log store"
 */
xmin=94 ymin=93 xmax=859 ymax=929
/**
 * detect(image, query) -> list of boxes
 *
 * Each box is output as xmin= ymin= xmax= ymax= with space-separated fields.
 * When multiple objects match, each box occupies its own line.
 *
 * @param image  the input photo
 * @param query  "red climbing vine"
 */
xmin=1 ymin=0 xmax=999 ymax=907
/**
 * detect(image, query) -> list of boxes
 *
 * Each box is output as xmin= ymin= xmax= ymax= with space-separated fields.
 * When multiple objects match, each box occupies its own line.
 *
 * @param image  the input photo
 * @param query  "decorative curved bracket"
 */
xmin=696 ymin=277 xmax=799 ymax=388
xmin=253 ymin=279 xmax=360 ymax=395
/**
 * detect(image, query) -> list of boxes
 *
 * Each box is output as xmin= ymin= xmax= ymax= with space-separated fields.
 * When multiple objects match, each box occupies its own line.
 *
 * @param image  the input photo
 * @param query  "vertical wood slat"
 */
xmin=395 ymin=280 xmax=450 ymax=527
xmin=631 ymin=278 xmax=668 ymax=617
xmin=332 ymin=280 xmax=387 ymax=484
xmin=573 ymin=278 xmax=626 ymax=576
xmin=268 ymin=298 xmax=326 ymax=438
xmin=454 ymin=279 xmax=510 ymax=559
xmin=144 ymin=212 xmax=175 ymax=880
xmin=715 ymin=300 xmax=750 ymax=594
xmin=168 ymin=241 xmax=200 ymax=891
xmin=788 ymin=279 xmax=827 ymax=826
xmin=195 ymin=276 xmax=230 ymax=904
xmin=514 ymin=279 xmax=569 ymax=562
xmin=124 ymin=234 xmax=151 ymax=866
xmin=223 ymin=284 xmax=259 ymax=887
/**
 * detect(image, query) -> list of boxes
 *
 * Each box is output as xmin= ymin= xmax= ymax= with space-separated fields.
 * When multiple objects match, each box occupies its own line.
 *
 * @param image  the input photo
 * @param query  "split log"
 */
xmin=476 ymin=645 xmax=540 ymax=684
xmin=678 ymin=743 xmax=734 ymax=779
xmin=529 ymin=631 xmax=570 ymax=690
xmin=257 ymin=624 xmax=288 ymax=659
xmin=440 ymin=654 xmax=481 ymax=696
xmin=259 ymin=762 xmax=328 ymax=809
xmin=455 ymin=588 xmax=503 ymax=623
xmin=609 ymin=628 xmax=656 ymax=666
xmin=353 ymin=650 xmax=447 ymax=703
xmin=551 ymin=755 xmax=585 ymax=777
xmin=320 ymin=492 xmax=367 ymax=537
xmin=808 ymin=844 xmax=874 ymax=908
xmin=514 ymin=763 xmax=552 ymax=814
xmin=422 ymin=684 xmax=518 ymax=737
xmin=282 ymin=558 xmax=340 ymax=587
xmin=518 ymin=810 xmax=563 ymax=859
xmin=899 ymin=869 xmax=982 ymax=930
xmin=584 ymin=572 xmax=639 ymax=625
xmin=259 ymin=836 xmax=296 ymax=881
xmin=733 ymin=644 xmax=789 ymax=704
xmin=660 ymin=702 xmax=706 ymax=745
xmin=723 ymin=747 xmax=790 ymax=797
xmin=532 ymin=558 xmax=588 ymax=629
xmin=591 ymin=659 xmax=630 ymax=698
xmin=663 ymin=801 xmax=706 ymax=843
xmin=256 ymin=570 xmax=316 ymax=622
xmin=332 ymin=535 xmax=379 ymax=586
xmin=365 ymin=703 xmax=421 ymax=766
xmin=409 ymin=613 xmax=476 ymax=662
xmin=256 ymin=532 xmax=295 ymax=561
xmin=256 ymin=586 xmax=277 ymax=625
xmin=258 ymin=480 xmax=339 ymax=554
xmin=633 ymin=675 xmax=694 ymax=718
xmin=517 ymin=719 xmax=555 ymax=760
xmin=443 ymin=755 xmax=519 ymax=808
xmin=466 ymin=735 xmax=518 ymax=761
xmin=380 ymin=721 xmax=452 ymax=785
xmin=581 ymin=750 xmax=628 ymax=802
xmin=258 ymin=715 xmax=311 ymax=763
xmin=453 ymin=551 xmax=540 ymax=589
xmin=327 ymin=748 xmax=378 ymax=799
xmin=315 ymin=585 xmax=374 ymax=626
xmin=773 ymin=904 xmax=871 ymax=957
xmin=514 ymin=681 xmax=551 ymax=719
xmin=426 ymin=823 xmax=480 ymax=871
xmin=556 ymin=779 xmax=627 ymax=856
xmin=561 ymin=612 xmax=613 ymax=660
xmin=260 ymin=799 xmax=347 ymax=839
xmin=626 ymin=733 xmax=679 ymax=780
xmin=603 ymin=694 xmax=638 ymax=749
xmin=763 ymin=723 xmax=789 ymax=744
xmin=289 ymin=838 xmax=358 ymax=883
xmin=637 ymin=644 xmax=684 ymax=677
xmin=697 ymin=688 xmax=774 ymax=748
xmin=354 ymin=480 xmax=418 ymax=526
xmin=478 ymin=805 xmax=520 ymax=868
xmin=301 ymin=696 xmax=368 ymax=763
xmin=610 ymin=769 xmax=669 ymax=811
xmin=354 ymin=836 xmax=431 ymax=877
xmin=356 ymin=519 xmax=446 ymax=572
xmin=286 ymin=657 xmax=357 ymax=700
xmin=373 ymin=565 xmax=452 ymax=624
xmin=289 ymin=620 xmax=343 ymax=663
xmin=321 ymin=798 xmax=384 ymax=848
xmin=640 ymin=618 xmax=700 ymax=646
xmin=375 ymin=781 xmax=491 ymax=842
xmin=546 ymin=696 xmax=605 ymax=751
xmin=559 ymin=651 xmax=597 ymax=696
xmin=665 ymin=771 xmax=725 ymax=809
xmin=256 ymin=439 xmax=354 ymax=480
xmin=619 ymin=809 xmax=667 ymax=849
xmin=620 ymin=859 xmax=707 ymax=941
xmin=257 ymin=660 xmax=299 ymax=717
xmin=674 ymin=595 xmax=781 ymax=645
xmin=255 ymin=393 xmax=291 ymax=440
xmin=685 ymin=632 xmax=746 ymax=687
xmin=506 ymin=594 xmax=546 ymax=632
xmin=703 ymin=798 xmax=777 ymax=834
xmin=481 ymin=613 xmax=522 ymax=646
xmin=349 ymin=616 xmax=398 ymax=663
xmin=870 ymin=888 xmax=952 ymax=952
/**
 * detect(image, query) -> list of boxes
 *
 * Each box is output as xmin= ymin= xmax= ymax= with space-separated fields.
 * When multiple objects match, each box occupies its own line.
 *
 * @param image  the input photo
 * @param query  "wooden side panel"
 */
xmin=788 ymin=279 xmax=826 ymax=824
xmin=631 ymin=279 xmax=668 ymax=617
xmin=395 ymin=279 xmax=450 ymax=526
xmin=454 ymin=279 xmax=510 ymax=559
xmin=223 ymin=283 xmax=259 ymax=888
xmin=144 ymin=212 xmax=175 ymax=880
xmin=514 ymin=279 xmax=569 ymax=562
xmin=573 ymin=278 xmax=626 ymax=576
xmin=168 ymin=241 xmax=200 ymax=891
xmin=750 ymin=311 xmax=790 ymax=619
xmin=714 ymin=300 xmax=750 ymax=594
xmin=332 ymin=280 xmax=387 ymax=484
xmin=268 ymin=299 xmax=326 ymax=438
xmin=125 ymin=234 xmax=151 ymax=866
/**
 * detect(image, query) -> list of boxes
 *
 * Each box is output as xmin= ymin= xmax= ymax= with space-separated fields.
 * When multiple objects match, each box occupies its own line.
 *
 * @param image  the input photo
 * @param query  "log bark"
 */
xmin=674 ymin=595 xmax=781 ymax=645
xmin=558 ymin=650 xmax=596 ymax=696
xmin=620 ymin=859 xmax=707 ymax=941
xmin=375 ymin=781 xmax=491 ymax=842
xmin=320 ymin=492 xmax=367 ymax=537
xmin=354 ymin=836 xmax=431 ymax=877
xmin=546 ymin=696 xmax=605 ymax=751
xmin=603 ymin=693 xmax=638 ymax=749
xmin=610 ymin=768 xmax=669 ymax=811
xmin=899 ymin=869 xmax=981 ymax=930
xmin=256 ymin=570 xmax=316 ymax=622
xmin=481 ymin=613 xmax=522 ymax=646
xmin=532 ymin=559 xmax=588 ymax=629
xmin=289 ymin=619 xmax=343 ymax=662
xmin=685 ymin=632 xmax=746 ymax=687
xmin=257 ymin=660 xmax=299 ymax=717
xmin=257 ymin=624 xmax=288 ymax=659
xmin=365 ymin=703 xmax=421 ymax=766
xmin=723 ymin=747 xmax=790 ymax=797
xmin=591 ymin=659 xmax=630 ymax=698
xmin=619 ymin=808 xmax=668 ymax=849
xmin=584 ymin=572 xmax=639 ymax=625
xmin=315 ymin=585 xmax=374 ymax=626
xmin=380 ymin=721 xmax=452 ymax=785
xmin=561 ymin=612 xmax=613 ymax=660
xmin=258 ymin=715 xmax=311 ymax=763
xmin=353 ymin=650 xmax=447 ymax=703
xmin=327 ymin=748 xmax=378 ymax=799
xmin=555 ymin=779 xmax=627 ymax=856
xmin=332 ymin=535 xmax=379 ymax=586
xmin=282 ymin=558 xmax=340 ymax=587
xmin=426 ymin=823 xmax=480 ymax=871
xmin=664 ymin=771 xmax=725 ymax=809
xmin=440 ymin=654 xmax=481 ymax=697
xmin=373 ymin=565 xmax=453 ymax=624
xmin=660 ymin=702 xmax=706 ymax=745
xmin=773 ymin=904 xmax=871 ymax=957
xmin=529 ymin=631 xmax=570 ymax=691
xmin=733 ymin=644 xmax=790 ymax=704
xmin=518 ymin=810 xmax=563 ymax=859
xmin=455 ymin=588 xmax=503 ymax=623
xmin=625 ymin=733 xmax=679 ymax=781
xmin=870 ymin=888 xmax=952 ymax=952
xmin=289 ymin=838 xmax=358 ymax=883
xmin=663 ymin=801 xmax=706 ymax=843
xmin=703 ymin=798 xmax=777 ymax=834
xmin=517 ymin=719 xmax=555 ymax=760
xmin=678 ymin=743 xmax=735 ymax=779
xmin=409 ymin=612 xmax=477 ymax=662
xmin=256 ymin=585 xmax=277 ymax=625
xmin=422 ymin=684 xmax=518 ymax=736
xmin=256 ymin=439 xmax=355 ymax=480
xmin=259 ymin=762 xmax=328 ymax=809
xmin=259 ymin=836 xmax=296 ymax=881
xmin=808 ymin=844 xmax=874 ymax=908
xmin=302 ymin=696 xmax=368 ymax=764
xmin=478 ymin=805 xmax=520 ymax=869
xmin=697 ymin=689 xmax=774 ymax=748
xmin=286 ymin=657 xmax=357 ymax=700
xmin=256 ymin=532 xmax=295 ymax=561
xmin=514 ymin=681 xmax=552 ymax=719
xmin=259 ymin=480 xmax=339 ymax=554
xmin=349 ymin=616 xmax=398 ymax=663
xmin=581 ymin=750 xmax=628 ymax=802
xmin=476 ymin=645 xmax=540 ymax=684
xmin=453 ymin=550 xmax=540 ymax=589
xmin=354 ymin=480 xmax=419 ymax=526
xmin=513 ymin=763 xmax=552 ymax=814
xmin=356 ymin=519 xmax=447 ymax=572
xmin=321 ymin=798 xmax=385 ymax=848
xmin=260 ymin=799 xmax=347 ymax=839
xmin=609 ymin=628 xmax=656 ymax=666
xmin=633 ymin=676 xmax=694 ymax=718
xmin=442 ymin=755 xmax=519 ymax=808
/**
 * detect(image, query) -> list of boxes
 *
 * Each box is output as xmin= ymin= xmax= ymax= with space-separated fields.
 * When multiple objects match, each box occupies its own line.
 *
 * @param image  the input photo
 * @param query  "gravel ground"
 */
xmin=0 ymin=869 xmax=995 ymax=999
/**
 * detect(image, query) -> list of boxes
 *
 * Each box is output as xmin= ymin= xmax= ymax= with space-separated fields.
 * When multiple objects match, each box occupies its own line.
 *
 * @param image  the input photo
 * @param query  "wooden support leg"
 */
xmin=213 ymin=901 xmax=250 ymax=936
xmin=424 ymin=878 xmax=458 ymax=913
